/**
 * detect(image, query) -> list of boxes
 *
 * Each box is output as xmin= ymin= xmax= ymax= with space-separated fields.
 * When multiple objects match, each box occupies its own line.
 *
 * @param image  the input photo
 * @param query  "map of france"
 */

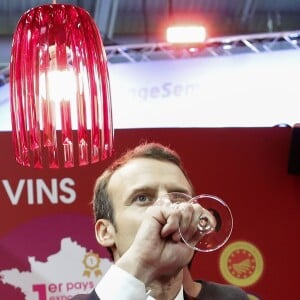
xmin=0 ymin=237 xmax=112 ymax=300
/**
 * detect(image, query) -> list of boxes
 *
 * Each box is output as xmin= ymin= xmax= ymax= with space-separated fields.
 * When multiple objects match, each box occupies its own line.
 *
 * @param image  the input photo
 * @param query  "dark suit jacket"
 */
xmin=71 ymin=289 xmax=194 ymax=300
xmin=71 ymin=289 xmax=98 ymax=300
xmin=70 ymin=280 xmax=248 ymax=300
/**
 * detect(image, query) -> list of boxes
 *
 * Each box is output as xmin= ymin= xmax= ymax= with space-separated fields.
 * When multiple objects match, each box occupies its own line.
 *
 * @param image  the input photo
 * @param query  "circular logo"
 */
xmin=83 ymin=252 xmax=100 ymax=269
xmin=219 ymin=241 xmax=263 ymax=287
xmin=82 ymin=252 xmax=102 ymax=277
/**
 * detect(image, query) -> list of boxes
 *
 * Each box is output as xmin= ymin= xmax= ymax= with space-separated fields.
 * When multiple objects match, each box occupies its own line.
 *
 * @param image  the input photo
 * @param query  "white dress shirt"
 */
xmin=95 ymin=265 xmax=184 ymax=300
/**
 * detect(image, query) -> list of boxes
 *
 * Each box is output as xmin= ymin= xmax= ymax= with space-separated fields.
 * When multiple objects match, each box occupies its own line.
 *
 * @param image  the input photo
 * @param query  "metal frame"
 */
xmin=105 ymin=30 xmax=300 ymax=63
xmin=1 ymin=30 xmax=300 ymax=83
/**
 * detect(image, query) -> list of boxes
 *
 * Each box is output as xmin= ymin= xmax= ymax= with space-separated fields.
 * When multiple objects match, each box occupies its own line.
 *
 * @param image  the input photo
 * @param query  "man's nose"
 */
xmin=157 ymin=189 xmax=169 ymax=199
xmin=155 ymin=190 xmax=172 ymax=206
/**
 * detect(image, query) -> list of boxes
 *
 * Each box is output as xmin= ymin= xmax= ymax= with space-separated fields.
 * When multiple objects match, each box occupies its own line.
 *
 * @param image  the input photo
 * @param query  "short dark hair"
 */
xmin=92 ymin=142 xmax=193 ymax=227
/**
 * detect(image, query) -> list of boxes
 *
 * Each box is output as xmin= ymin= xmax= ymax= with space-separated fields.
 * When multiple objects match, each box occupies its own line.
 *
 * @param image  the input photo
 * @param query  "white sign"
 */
xmin=1 ymin=49 xmax=299 ymax=131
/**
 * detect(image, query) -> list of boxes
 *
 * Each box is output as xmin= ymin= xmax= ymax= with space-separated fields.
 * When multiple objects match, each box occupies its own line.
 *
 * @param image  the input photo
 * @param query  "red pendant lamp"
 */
xmin=10 ymin=3 xmax=114 ymax=168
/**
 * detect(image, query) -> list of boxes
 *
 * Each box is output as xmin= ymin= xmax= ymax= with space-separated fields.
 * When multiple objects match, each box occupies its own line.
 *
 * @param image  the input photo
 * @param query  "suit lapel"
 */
xmin=88 ymin=289 xmax=99 ymax=300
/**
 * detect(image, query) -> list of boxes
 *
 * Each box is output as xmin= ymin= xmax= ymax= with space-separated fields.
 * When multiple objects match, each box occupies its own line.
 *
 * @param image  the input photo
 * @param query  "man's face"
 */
xmin=107 ymin=157 xmax=193 ymax=259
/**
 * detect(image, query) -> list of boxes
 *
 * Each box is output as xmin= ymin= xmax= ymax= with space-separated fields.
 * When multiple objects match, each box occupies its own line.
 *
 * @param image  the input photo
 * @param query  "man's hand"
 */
xmin=116 ymin=201 xmax=203 ymax=285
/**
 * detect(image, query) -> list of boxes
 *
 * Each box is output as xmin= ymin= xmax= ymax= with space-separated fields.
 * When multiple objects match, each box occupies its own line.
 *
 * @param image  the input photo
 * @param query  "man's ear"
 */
xmin=95 ymin=219 xmax=115 ymax=248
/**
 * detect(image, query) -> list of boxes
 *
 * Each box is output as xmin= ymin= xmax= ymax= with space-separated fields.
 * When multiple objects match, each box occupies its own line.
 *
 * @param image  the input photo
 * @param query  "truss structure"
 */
xmin=1 ymin=30 xmax=300 ymax=84
xmin=105 ymin=30 xmax=300 ymax=63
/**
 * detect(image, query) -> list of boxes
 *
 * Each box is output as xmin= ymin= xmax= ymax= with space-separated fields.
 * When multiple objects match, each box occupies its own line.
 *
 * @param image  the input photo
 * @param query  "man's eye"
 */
xmin=133 ymin=194 xmax=154 ymax=205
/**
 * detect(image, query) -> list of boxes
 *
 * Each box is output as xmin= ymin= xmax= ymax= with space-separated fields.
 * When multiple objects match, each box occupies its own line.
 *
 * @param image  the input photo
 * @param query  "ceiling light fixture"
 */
xmin=10 ymin=2 xmax=113 ymax=168
xmin=166 ymin=25 xmax=206 ymax=44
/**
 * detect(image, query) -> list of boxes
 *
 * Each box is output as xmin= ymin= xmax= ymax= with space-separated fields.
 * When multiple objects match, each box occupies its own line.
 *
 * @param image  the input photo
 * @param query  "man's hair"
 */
xmin=92 ymin=142 xmax=193 ymax=227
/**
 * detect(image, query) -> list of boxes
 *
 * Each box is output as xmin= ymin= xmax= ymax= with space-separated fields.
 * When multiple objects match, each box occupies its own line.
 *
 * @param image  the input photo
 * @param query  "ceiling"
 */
xmin=1 ymin=0 xmax=300 ymax=44
xmin=1 ymin=0 xmax=300 ymax=68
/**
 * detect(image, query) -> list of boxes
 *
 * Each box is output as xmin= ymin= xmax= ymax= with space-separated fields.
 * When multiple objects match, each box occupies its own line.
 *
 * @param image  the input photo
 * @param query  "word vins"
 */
xmin=2 ymin=178 xmax=76 ymax=205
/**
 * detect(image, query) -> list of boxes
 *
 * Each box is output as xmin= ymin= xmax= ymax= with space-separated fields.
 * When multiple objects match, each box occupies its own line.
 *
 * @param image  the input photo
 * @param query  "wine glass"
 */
xmin=156 ymin=192 xmax=233 ymax=252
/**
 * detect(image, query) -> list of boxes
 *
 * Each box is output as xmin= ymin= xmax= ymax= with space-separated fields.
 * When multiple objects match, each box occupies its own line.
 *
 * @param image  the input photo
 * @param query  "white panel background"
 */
xmin=1 ymin=49 xmax=299 ymax=131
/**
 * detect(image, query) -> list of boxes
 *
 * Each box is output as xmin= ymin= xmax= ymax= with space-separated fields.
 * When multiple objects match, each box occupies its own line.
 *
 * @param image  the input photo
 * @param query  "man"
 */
xmin=71 ymin=142 xmax=248 ymax=299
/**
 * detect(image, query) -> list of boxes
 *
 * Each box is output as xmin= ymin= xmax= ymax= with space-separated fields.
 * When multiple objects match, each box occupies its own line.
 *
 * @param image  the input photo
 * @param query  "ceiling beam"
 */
xmin=93 ymin=0 xmax=119 ymax=42
xmin=240 ymin=0 xmax=257 ymax=25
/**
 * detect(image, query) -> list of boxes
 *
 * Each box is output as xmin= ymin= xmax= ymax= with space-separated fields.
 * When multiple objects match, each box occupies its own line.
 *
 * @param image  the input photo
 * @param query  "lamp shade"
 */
xmin=10 ymin=4 xmax=113 ymax=168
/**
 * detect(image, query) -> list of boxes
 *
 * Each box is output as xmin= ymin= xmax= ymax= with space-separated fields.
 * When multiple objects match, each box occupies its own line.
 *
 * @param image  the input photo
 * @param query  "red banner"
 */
xmin=0 ymin=128 xmax=299 ymax=299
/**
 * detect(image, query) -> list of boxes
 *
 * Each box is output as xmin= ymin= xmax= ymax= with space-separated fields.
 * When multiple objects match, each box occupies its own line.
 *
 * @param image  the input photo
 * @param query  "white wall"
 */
xmin=1 ymin=48 xmax=299 ymax=131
